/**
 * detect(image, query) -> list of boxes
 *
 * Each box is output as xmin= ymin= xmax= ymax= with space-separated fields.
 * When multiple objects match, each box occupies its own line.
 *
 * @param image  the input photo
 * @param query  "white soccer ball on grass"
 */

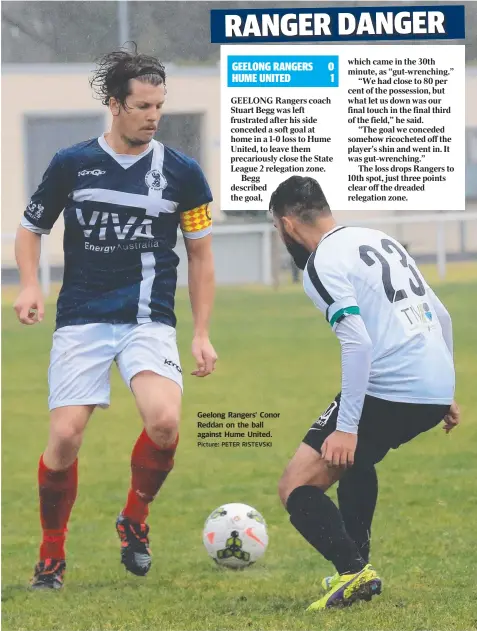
xmin=202 ymin=502 xmax=268 ymax=568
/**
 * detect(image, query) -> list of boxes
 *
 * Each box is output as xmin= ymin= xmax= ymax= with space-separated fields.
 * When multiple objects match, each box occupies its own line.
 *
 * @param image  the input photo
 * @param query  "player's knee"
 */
xmin=52 ymin=421 xmax=84 ymax=450
xmin=49 ymin=406 xmax=92 ymax=446
xmin=145 ymin=408 xmax=179 ymax=446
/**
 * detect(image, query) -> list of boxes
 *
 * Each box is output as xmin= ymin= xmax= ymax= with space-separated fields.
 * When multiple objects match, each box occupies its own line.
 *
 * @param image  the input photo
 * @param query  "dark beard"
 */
xmin=122 ymin=134 xmax=150 ymax=148
xmin=283 ymin=233 xmax=311 ymax=270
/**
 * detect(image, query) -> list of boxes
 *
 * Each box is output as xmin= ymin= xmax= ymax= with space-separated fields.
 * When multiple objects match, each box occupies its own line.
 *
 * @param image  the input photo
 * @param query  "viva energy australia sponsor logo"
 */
xmin=77 ymin=209 xmax=155 ymax=241
xmin=84 ymin=240 xmax=163 ymax=253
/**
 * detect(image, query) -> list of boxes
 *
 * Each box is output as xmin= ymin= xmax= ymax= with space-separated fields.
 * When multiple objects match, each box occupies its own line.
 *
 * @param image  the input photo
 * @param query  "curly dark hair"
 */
xmin=269 ymin=176 xmax=330 ymax=222
xmin=90 ymin=42 xmax=166 ymax=107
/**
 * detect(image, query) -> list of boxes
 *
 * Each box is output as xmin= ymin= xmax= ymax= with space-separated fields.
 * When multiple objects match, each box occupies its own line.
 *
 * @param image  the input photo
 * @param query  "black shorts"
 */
xmin=303 ymin=394 xmax=450 ymax=468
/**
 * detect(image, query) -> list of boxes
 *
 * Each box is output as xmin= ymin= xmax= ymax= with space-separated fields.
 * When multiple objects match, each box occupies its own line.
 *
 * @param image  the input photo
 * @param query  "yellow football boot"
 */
xmin=307 ymin=564 xmax=382 ymax=611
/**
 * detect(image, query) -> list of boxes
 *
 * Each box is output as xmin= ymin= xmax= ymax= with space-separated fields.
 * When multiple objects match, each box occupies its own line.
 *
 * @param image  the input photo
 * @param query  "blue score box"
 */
xmin=227 ymin=55 xmax=339 ymax=87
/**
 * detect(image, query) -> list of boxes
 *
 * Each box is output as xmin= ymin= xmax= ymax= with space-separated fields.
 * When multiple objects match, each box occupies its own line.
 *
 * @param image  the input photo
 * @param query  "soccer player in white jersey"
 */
xmin=14 ymin=46 xmax=217 ymax=589
xmin=269 ymin=176 xmax=459 ymax=610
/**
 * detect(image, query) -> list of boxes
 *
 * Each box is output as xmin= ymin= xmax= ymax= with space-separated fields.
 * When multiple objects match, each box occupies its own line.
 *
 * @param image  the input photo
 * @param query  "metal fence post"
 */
xmin=271 ymin=229 xmax=280 ymax=289
xmin=118 ymin=0 xmax=130 ymax=47
xmin=261 ymin=225 xmax=272 ymax=286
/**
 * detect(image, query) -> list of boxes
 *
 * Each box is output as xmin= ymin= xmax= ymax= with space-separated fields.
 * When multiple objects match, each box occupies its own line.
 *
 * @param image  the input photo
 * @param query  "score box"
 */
xmin=228 ymin=55 xmax=339 ymax=87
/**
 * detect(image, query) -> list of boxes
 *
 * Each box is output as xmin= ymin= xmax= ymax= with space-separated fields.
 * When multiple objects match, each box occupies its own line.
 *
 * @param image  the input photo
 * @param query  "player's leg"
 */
xmin=279 ymin=443 xmax=382 ymax=610
xmin=114 ymin=371 xmax=181 ymax=576
xmin=281 ymin=457 xmax=379 ymax=583
xmin=33 ymin=405 xmax=94 ymax=588
xmin=126 ymin=370 xmax=181 ymax=521
xmin=337 ymin=465 xmax=378 ymax=564
xmin=326 ymin=396 xmax=388 ymax=569
xmin=279 ymin=442 xmax=365 ymax=576
xmin=115 ymin=323 xmax=183 ymax=575
xmin=334 ymin=396 xmax=451 ymax=570
xmin=31 ymin=324 xmax=114 ymax=589
xmin=278 ymin=396 xmax=384 ymax=610
xmin=320 ymin=468 xmax=378 ymax=592
xmin=304 ymin=396 xmax=449 ymax=609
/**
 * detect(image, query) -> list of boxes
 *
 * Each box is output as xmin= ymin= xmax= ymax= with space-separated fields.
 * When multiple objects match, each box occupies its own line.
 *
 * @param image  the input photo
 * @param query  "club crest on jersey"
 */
xmin=145 ymin=169 xmax=167 ymax=191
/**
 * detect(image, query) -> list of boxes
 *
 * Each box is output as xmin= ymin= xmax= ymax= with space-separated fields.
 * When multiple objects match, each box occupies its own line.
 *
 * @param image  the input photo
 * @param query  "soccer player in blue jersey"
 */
xmin=14 ymin=46 xmax=217 ymax=589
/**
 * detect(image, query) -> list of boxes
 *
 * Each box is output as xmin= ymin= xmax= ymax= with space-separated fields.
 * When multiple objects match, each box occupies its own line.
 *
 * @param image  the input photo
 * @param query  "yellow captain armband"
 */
xmin=180 ymin=204 xmax=212 ymax=239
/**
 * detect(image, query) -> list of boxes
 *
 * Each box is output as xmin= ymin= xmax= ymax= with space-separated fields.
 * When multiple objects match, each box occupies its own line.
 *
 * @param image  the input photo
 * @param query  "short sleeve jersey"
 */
xmin=23 ymin=137 xmax=213 ymax=329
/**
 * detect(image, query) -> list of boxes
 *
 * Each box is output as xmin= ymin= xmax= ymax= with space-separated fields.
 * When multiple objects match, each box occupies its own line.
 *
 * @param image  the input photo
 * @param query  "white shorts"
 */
xmin=48 ymin=322 xmax=183 ymax=411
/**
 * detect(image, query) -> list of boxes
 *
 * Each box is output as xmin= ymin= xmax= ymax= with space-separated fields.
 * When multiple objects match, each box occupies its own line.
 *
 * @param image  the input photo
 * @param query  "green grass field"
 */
xmin=2 ymin=263 xmax=477 ymax=631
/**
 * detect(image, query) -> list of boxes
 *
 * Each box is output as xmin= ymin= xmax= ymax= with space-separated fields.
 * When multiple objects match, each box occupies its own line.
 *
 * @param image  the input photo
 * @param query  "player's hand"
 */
xmin=191 ymin=335 xmax=217 ymax=377
xmin=443 ymin=400 xmax=460 ymax=434
xmin=13 ymin=284 xmax=45 ymax=325
xmin=321 ymin=430 xmax=357 ymax=468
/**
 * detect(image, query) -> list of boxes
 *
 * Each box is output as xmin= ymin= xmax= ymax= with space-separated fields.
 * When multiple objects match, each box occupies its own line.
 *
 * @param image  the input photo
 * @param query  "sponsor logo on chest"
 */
xmin=76 ymin=209 xmax=155 ymax=241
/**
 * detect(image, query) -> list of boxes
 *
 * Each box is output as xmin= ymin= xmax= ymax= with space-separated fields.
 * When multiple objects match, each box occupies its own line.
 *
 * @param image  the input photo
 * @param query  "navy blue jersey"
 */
xmin=23 ymin=137 xmax=213 ymax=329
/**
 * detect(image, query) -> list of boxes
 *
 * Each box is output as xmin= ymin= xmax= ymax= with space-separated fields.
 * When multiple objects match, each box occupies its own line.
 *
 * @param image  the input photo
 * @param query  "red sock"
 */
xmin=123 ymin=430 xmax=179 ymax=524
xmin=38 ymin=455 xmax=78 ymax=560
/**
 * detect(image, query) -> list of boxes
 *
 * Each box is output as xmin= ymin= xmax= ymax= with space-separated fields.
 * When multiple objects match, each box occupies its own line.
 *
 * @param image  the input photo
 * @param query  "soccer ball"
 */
xmin=202 ymin=503 xmax=268 ymax=569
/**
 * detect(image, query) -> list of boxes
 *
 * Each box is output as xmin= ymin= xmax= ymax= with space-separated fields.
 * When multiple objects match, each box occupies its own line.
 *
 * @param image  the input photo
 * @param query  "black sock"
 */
xmin=337 ymin=466 xmax=378 ymax=564
xmin=286 ymin=485 xmax=365 ymax=575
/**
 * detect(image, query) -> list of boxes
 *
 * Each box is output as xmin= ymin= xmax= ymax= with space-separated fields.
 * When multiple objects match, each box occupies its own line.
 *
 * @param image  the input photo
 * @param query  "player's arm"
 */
xmin=180 ymin=160 xmax=217 ymax=377
xmin=334 ymin=315 xmax=372 ymax=435
xmin=14 ymin=227 xmax=44 ymax=324
xmin=14 ymin=151 xmax=70 ymax=325
xmin=304 ymin=254 xmax=369 ymax=466
xmin=184 ymin=231 xmax=217 ymax=377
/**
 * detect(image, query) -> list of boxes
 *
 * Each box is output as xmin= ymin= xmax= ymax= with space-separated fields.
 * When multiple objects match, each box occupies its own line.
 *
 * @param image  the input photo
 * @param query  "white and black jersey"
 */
xmin=303 ymin=226 xmax=455 ymax=420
